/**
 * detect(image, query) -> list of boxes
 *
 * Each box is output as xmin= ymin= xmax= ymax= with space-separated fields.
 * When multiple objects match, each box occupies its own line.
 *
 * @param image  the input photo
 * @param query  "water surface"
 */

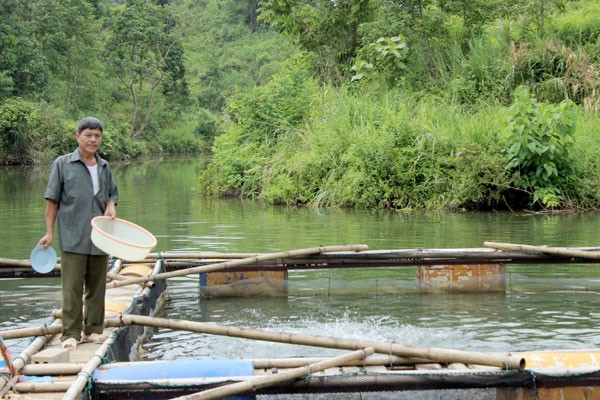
xmin=1 ymin=159 xmax=600 ymax=359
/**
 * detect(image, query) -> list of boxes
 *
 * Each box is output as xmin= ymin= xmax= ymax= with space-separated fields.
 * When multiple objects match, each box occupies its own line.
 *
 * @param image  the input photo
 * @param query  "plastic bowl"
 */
xmin=30 ymin=245 xmax=57 ymax=274
xmin=91 ymin=216 xmax=157 ymax=261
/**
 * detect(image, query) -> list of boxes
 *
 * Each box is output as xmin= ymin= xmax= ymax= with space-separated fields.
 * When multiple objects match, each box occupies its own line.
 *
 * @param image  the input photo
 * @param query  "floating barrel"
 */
xmin=497 ymin=351 xmax=600 ymax=399
xmin=417 ymin=264 xmax=506 ymax=293
xmin=93 ymin=360 xmax=255 ymax=400
xmin=94 ymin=359 xmax=255 ymax=380
xmin=199 ymin=270 xmax=288 ymax=297
xmin=120 ymin=263 xmax=153 ymax=278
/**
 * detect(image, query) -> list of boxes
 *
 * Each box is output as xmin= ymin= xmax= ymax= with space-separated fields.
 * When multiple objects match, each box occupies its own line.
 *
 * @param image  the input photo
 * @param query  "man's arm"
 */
xmin=38 ymin=199 xmax=59 ymax=248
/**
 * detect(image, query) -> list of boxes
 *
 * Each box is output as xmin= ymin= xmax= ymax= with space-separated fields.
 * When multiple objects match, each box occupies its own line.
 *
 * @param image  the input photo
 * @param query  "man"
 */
xmin=38 ymin=117 xmax=118 ymax=350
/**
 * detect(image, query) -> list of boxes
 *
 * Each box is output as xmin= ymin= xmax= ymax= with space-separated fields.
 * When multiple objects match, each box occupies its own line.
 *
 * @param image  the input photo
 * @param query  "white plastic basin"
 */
xmin=91 ymin=216 xmax=157 ymax=261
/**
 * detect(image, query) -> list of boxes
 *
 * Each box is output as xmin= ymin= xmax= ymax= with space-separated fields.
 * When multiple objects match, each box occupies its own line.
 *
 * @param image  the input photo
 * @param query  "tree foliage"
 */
xmin=0 ymin=98 xmax=69 ymax=165
xmin=105 ymin=0 xmax=187 ymax=138
xmin=258 ymin=0 xmax=374 ymax=82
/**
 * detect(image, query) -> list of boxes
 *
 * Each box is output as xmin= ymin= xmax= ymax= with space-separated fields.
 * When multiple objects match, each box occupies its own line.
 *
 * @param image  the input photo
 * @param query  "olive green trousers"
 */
xmin=60 ymin=252 xmax=108 ymax=342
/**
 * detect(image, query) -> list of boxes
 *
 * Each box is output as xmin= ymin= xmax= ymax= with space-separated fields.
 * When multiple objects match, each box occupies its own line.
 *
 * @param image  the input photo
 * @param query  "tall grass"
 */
xmin=258 ymin=88 xmax=510 ymax=209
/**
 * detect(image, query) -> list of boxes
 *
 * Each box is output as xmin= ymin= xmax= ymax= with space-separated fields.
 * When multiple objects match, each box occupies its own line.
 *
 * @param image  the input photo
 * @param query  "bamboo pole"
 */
xmin=0 ymin=257 xmax=61 ymax=267
xmin=0 ymin=258 xmax=33 ymax=267
xmin=145 ymin=252 xmax=262 ymax=260
xmin=114 ymin=315 xmax=524 ymax=370
xmin=0 ymin=321 xmax=59 ymax=396
xmin=172 ymin=347 xmax=375 ymax=400
xmin=251 ymin=354 xmax=424 ymax=369
xmin=142 ymin=246 xmax=600 ymax=261
xmin=0 ymin=318 xmax=124 ymax=340
xmin=484 ymin=241 xmax=600 ymax=259
xmin=1 ymin=318 xmax=428 ymax=368
xmin=0 ymin=324 xmax=61 ymax=340
xmin=108 ymin=245 xmax=369 ymax=288
xmin=13 ymin=380 xmax=75 ymax=393
xmin=107 ymin=272 xmax=129 ymax=281
xmin=12 ymin=363 xmax=84 ymax=376
xmin=93 ymin=354 xmax=425 ymax=373
xmin=63 ymin=331 xmax=115 ymax=400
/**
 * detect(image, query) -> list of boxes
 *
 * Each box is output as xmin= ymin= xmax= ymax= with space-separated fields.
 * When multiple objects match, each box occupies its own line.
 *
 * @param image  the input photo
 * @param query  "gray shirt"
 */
xmin=44 ymin=149 xmax=119 ymax=255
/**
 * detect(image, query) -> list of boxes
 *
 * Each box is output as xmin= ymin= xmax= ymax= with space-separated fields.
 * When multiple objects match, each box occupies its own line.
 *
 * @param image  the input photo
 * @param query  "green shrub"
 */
xmin=447 ymin=144 xmax=509 ymax=209
xmin=227 ymin=54 xmax=318 ymax=144
xmin=99 ymin=122 xmax=147 ymax=161
xmin=193 ymin=108 xmax=222 ymax=143
xmin=0 ymin=98 xmax=67 ymax=165
xmin=154 ymin=129 xmax=204 ymax=155
xmin=503 ymin=86 xmax=577 ymax=208
xmin=564 ymin=110 xmax=600 ymax=208
xmin=351 ymin=35 xmax=408 ymax=87
xmin=200 ymin=55 xmax=319 ymax=197
xmin=508 ymin=38 xmax=600 ymax=107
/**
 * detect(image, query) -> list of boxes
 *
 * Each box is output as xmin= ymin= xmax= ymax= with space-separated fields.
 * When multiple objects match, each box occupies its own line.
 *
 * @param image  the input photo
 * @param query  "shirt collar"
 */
xmin=67 ymin=148 xmax=107 ymax=166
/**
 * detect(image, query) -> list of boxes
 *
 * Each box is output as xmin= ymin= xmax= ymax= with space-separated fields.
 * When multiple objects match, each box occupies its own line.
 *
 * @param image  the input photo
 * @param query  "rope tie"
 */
xmin=388 ymin=341 xmax=396 ymax=369
xmin=77 ymin=370 xmax=90 ymax=379
xmin=12 ymin=355 xmax=27 ymax=367
xmin=528 ymin=369 xmax=538 ymax=397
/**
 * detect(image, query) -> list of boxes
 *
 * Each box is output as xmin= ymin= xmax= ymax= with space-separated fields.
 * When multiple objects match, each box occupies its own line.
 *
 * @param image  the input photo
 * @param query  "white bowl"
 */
xmin=91 ymin=217 xmax=156 ymax=261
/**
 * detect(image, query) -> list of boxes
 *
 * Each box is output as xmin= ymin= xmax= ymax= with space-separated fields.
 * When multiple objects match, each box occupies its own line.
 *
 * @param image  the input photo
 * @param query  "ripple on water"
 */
xmin=141 ymin=286 xmax=600 ymax=360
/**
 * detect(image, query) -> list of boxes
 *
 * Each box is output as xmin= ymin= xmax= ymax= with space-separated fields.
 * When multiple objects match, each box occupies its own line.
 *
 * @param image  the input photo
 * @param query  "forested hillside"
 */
xmin=199 ymin=0 xmax=600 ymax=210
xmin=2 ymin=0 xmax=600 ymax=210
xmin=0 ymin=0 xmax=293 ymax=162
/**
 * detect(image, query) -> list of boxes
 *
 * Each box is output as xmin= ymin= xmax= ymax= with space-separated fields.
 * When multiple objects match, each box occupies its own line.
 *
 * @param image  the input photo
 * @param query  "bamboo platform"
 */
xmin=0 ymin=259 xmax=166 ymax=400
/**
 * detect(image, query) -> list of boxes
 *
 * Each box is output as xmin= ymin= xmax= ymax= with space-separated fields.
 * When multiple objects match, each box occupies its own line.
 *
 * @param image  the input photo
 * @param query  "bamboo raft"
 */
xmin=2 ymin=243 xmax=600 ymax=399
xmin=0 ymin=258 xmax=166 ymax=400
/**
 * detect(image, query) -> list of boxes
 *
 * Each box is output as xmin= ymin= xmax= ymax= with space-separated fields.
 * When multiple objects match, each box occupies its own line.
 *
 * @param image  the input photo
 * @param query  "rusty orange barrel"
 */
xmin=417 ymin=264 xmax=505 ymax=293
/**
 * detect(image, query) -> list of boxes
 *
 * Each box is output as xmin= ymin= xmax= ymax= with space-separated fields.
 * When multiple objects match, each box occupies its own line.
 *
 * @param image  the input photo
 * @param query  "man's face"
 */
xmin=76 ymin=128 xmax=102 ymax=156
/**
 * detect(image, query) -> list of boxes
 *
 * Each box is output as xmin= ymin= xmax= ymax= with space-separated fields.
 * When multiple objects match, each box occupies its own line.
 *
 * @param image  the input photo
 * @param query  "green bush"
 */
xmin=503 ymin=86 xmax=577 ymax=208
xmin=200 ymin=55 xmax=319 ymax=197
xmin=200 ymin=125 xmax=269 ymax=197
xmin=99 ymin=122 xmax=147 ymax=161
xmin=193 ymin=108 xmax=222 ymax=143
xmin=0 ymin=98 xmax=68 ymax=165
xmin=155 ymin=128 xmax=204 ymax=155
xmin=227 ymin=54 xmax=318 ymax=143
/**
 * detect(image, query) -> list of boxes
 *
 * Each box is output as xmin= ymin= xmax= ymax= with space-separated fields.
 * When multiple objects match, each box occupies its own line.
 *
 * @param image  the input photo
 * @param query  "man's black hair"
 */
xmin=77 ymin=117 xmax=103 ymax=133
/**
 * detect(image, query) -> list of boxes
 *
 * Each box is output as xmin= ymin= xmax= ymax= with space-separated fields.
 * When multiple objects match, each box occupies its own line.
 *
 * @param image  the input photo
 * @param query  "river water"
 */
xmin=1 ymin=158 xmax=600 ymax=361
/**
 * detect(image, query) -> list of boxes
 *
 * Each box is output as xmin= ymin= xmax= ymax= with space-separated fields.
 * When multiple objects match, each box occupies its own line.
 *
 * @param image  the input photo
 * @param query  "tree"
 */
xmin=258 ymin=0 xmax=374 ymax=83
xmin=30 ymin=0 xmax=105 ymax=113
xmin=0 ymin=0 xmax=49 ymax=99
xmin=105 ymin=0 xmax=186 ymax=138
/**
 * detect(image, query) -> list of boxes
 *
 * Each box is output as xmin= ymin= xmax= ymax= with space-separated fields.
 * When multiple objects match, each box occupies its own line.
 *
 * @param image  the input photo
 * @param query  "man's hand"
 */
xmin=38 ymin=233 xmax=53 ymax=249
xmin=104 ymin=201 xmax=117 ymax=219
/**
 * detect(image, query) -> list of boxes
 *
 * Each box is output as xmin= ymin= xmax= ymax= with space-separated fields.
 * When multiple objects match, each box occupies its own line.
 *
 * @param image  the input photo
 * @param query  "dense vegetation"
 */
xmin=2 ymin=0 xmax=600 ymax=210
xmin=200 ymin=0 xmax=600 ymax=210
xmin=0 ymin=0 xmax=292 ymax=162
